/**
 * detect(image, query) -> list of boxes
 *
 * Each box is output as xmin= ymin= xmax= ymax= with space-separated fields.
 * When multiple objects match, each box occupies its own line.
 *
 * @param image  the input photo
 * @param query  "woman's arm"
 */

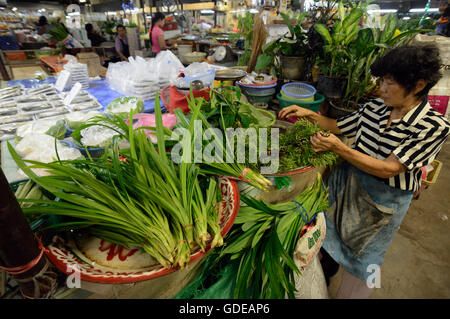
xmin=310 ymin=132 xmax=406 ymax=179
xmin=278 ymin=105 xmax=342 ymax=135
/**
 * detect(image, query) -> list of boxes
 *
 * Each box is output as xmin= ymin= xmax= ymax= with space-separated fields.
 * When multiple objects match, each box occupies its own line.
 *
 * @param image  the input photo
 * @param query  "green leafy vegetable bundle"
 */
xmin=9 ymin=94 xmax=224 ymax=269
xmin=190 ymin=174 xmax=329 ymax=299
xmin=278 ymin=118 xmax=339 ymax=172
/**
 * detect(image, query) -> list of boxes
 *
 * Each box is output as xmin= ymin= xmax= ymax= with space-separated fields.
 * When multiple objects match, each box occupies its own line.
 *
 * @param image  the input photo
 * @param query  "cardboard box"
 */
xmin=76 ymin=52 xmax=102 ymax=77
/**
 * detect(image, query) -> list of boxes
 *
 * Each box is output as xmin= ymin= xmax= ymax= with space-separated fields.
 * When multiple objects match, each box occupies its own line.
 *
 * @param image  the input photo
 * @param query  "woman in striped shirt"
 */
xmin=279 ymin=45 xmax=450 ymax=298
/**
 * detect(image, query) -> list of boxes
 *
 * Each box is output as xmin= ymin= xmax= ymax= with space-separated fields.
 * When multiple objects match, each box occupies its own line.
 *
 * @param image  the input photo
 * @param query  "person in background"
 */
xmin=149 ymin=12 xmax=172 ymax=55
xmin=435 ymin=5 xmax=449 ymax=36
xmin=36 ymin=16 xmax=48 ymax=35
xmin=279 ymin=45 xmax=449 ymax=299
xmin=85 ymin=23 xmax=106 ymax=47
xmin=115 ymin=25 xmax=130 ymax=62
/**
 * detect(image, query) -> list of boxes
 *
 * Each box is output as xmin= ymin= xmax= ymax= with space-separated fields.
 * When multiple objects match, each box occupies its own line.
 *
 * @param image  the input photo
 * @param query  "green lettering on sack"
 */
xmin=313 ymin=229 xmax=321 ymax=242
xmin=308 ymin=237 xmax=315 ymax=249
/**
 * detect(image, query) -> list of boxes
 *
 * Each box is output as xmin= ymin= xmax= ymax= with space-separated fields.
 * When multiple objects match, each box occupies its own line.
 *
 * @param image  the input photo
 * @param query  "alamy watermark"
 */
xmin=170 ymin=120 xmax=280 ymax=175
xmin=66 ymin=264 xmax=81 ymax=289
xmin=366 ymin=264 xmax=381 ymax=288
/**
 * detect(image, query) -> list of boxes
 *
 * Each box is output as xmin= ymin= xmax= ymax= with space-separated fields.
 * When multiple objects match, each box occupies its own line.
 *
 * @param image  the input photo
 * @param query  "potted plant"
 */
xmin=332 ymin=13 xmax=426 ymax=117
xmin=254 ymin=12 xmax=310 ymax=81
xmin=314 ymin=1 xmax=364 ymax=100
xmin=229 ymin=13 xmax=254 ymax=67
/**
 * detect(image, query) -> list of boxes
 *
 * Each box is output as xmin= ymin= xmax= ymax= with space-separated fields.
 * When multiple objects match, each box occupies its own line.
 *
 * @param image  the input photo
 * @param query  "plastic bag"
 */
xmin=184 ymin=62 xmax=210 ymax=78
xmin=105 ymin=96 xmax=144 ymax=119
xmin=64 ymin=111 xmax=105 ymax=130
xmin=80 ymin=124 xmax=122 ymax=148
xmin=16 ymin=118 xmax=66 ymax=140
xmin=15 ymin=133 xmax=84 ymax=177
xmin=126 ymin=113 xmax=178 ymax=143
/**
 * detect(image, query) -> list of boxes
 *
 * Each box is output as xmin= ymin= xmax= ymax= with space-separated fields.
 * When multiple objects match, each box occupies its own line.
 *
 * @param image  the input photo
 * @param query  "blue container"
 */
xmin=59 ymin=140 xmax=105 ymax=159
xmin=238 ymin=82 xmax=277 ymax=95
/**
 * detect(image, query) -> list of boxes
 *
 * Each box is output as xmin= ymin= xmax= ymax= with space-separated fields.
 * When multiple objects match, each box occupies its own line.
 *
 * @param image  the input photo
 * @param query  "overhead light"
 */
xmin=79 ymin=0 xmax=86 ymax=3
xmin=409 ymin=8 xmax=439 ymax=13
xmin=402 ymin=17 xmax=411 ymax=20
xmin=12 ymin=7 xmax=18 ymax=11
xmin=367 ymin=9 xmax=398 ymax=14
xmin=200 ymin=10 xmax=214 ymax=14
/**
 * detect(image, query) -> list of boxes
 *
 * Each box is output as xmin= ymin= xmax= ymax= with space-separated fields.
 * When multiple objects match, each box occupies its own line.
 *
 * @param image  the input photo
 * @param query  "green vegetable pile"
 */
xmin=9 ymin=96 xmax=224 ymax=269
xmin=181 ymin=174 xmax=329 ymax=299
xmin=200 ymin=87 xmax=276 ymax=130
xmin=47 ymin=24 xmax=69 ymax=42
xmin=278 ymin=119 xmax=339 ymax=172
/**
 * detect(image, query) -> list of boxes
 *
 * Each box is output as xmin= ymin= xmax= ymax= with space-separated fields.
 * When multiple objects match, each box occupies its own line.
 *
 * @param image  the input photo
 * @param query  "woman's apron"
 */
xmin=322 ymin=161 xmax=413 ymax=282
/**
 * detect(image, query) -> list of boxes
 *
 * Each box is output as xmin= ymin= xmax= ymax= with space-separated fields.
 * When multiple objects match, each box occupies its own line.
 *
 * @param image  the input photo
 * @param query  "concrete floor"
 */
xmin=328 ymin=139 xmax=450 ymax=299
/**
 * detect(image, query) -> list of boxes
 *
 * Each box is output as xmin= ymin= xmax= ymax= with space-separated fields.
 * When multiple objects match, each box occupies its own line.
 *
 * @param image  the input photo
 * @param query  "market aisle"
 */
xmin=328 ymin=141 xmax=450 ymax=299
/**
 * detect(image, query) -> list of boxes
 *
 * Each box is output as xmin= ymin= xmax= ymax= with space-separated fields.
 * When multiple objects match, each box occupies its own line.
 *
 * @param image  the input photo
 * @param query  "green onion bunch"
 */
xmin=278 ymin=118 xmax=339 ymax=172
xmin=9 ymin=93 xmax=223 ymax=269
xmin=173 ymin=91 xmax=273 ymax=192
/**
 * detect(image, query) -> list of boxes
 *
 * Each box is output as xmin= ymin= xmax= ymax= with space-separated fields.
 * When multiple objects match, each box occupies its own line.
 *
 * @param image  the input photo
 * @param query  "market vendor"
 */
xmin=85 ymin=23 xmax=106 ymax=47
xmin=149 ymin=12 xmax=172 ymax=55
xmin=115 ymin=25 xmax=130 ymax=62
xmin=279 ymin=45 xmax=450 ymax=299
xmin=36 ymin=16 xmax=49 ymax=35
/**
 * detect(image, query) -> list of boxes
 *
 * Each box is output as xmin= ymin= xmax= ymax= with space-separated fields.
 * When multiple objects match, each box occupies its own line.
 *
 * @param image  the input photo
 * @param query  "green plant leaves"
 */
xmin=314 ymin=23 xmax=332 ymax=45
xmin=255 ymin=53 xmax=274 ymax=72
xmin=380 ymin=14 xmax=397 ymax=43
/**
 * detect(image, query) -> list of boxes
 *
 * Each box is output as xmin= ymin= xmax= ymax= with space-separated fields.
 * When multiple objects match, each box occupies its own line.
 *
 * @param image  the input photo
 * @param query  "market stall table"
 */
xmin=7 ymin=76 xmax=165 ymax=114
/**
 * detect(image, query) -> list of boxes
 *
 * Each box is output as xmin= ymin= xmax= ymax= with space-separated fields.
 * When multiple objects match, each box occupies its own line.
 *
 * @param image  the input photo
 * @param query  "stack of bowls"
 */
xmin=237 ymin=81 xmax=278 ymax=104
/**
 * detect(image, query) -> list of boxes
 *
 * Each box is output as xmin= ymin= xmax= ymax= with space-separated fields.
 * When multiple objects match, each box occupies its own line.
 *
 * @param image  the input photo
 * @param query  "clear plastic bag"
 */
xmin=80 ymin=124 xmax=123 ymax=148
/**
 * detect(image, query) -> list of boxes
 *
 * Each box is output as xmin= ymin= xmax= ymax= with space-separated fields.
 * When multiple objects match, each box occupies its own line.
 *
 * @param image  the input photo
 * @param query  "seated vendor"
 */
xmin=279 ymin=45 xmax=450 ymax=299
xmin=115 ymin=25 xmax=130 ymax=62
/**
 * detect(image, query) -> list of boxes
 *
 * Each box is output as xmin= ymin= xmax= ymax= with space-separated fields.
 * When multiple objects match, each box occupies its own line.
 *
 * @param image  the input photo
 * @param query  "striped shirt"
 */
xmin=337 ymin=98 xmax=450 ymax=192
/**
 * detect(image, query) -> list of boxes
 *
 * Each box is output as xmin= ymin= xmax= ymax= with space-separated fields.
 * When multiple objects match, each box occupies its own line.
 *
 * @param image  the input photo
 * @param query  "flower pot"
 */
xmin=317 ymin=75 xmax=346 ymax=100
xmin=326 ymin=100 xmax=355 ymax=119
xmin=280 ymin=56 xmax=305 ymax=81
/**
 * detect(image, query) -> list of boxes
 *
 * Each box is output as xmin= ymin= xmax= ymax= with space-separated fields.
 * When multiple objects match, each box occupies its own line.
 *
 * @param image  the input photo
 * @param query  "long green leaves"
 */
xmin=216 ymin=173 xmax=329 ymax=299
xmin=8 ymin=93 xmax=225 ymax=269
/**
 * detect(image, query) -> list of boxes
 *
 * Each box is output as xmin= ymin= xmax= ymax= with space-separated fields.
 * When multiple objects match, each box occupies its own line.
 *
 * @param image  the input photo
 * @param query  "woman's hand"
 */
xmin=310 ymin=131 xmax=342 ymax=152
xmin=278 ymin=105 xmax=315 ymax=120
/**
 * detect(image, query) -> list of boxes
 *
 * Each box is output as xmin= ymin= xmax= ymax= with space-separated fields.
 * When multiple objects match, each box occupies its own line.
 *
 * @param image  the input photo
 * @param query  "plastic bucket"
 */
xmin=277 ymin=93 xmax=324 ymax=112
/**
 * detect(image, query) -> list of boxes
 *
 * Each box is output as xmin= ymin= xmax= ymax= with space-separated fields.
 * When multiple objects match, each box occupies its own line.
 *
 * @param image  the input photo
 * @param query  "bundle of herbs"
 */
xmin=8 ymin=93 xmax=225 ymax=269
xmin=193 ymin=173 xmax=329 ymax=299
xmin=172 ymin=89 xmax=274 ymax=192
xmin=278 ymin=118 xmax=339 ymax=172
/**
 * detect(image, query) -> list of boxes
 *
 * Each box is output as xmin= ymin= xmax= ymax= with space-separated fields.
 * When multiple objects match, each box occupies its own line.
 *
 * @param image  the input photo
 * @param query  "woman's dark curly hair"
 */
xmin=370 ymin=45 xmax=442 ymax=100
